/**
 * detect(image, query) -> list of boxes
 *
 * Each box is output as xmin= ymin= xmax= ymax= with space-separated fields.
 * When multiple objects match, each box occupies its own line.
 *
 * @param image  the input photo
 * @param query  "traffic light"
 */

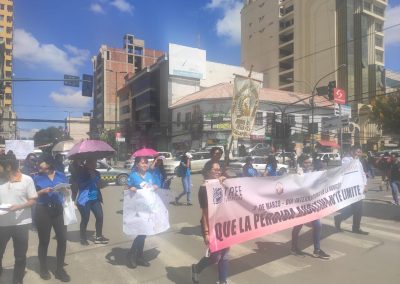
xmin=328 ymin=81 xmax=336 ymax=100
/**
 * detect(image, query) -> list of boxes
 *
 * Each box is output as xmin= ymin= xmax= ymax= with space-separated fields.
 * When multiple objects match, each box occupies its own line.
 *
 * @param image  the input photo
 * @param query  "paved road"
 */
xmin=1 ymin=175 xmax=399 ymax=284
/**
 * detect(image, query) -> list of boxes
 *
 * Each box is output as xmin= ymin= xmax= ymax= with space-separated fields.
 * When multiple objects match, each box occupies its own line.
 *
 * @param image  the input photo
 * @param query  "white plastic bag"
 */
xmin=63 ymin=194 xmax=77 ymax=226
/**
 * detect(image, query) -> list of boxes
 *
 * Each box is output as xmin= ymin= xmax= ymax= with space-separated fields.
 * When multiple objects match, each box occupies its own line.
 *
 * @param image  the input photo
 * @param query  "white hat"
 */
xmin=185 ymin=153 xmax=193 ymax=159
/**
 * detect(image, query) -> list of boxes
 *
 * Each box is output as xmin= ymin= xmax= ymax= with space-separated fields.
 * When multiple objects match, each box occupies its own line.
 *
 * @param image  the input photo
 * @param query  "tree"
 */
xmin=33 ymin=126 xmax=69 ymax=147
xmin=370 ymin=92 xmax=400 ymax=136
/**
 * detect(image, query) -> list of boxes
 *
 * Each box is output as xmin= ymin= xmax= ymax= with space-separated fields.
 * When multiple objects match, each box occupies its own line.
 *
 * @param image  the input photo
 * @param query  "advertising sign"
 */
xmin=333 ymin=88 xmax=346 ymax=104
xmin=168 ymin=43 xmax=206 ymax=79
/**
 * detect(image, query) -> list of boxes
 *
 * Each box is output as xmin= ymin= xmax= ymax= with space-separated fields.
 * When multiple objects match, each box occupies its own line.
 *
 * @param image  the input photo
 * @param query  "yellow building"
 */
xmin=0 ymin=0 xmax=13 ymax=107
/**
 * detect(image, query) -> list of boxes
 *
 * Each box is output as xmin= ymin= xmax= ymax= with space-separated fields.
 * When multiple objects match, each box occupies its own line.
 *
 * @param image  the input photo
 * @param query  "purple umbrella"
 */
xmin=131 ymin=148 xmax=158 ymax=158
xmin=67 ymin=140 xmax=116 ymax=160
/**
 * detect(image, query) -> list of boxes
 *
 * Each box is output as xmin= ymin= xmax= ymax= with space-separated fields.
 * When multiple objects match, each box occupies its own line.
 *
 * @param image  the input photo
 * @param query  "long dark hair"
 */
xmin=266 ymin=155 xmax=277 ymax=171
xmin=133 ymin=156 xmax=148 ymax=171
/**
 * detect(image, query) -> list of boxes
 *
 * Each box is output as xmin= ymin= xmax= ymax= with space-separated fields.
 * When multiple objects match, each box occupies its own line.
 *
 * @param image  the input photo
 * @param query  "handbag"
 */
xmin=63 ymin=194 xmax=78 ymax=226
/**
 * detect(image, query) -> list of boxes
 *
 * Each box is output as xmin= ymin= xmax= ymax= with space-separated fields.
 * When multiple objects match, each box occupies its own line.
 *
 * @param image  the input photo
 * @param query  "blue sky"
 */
xmin=12 ymin=0 xmax=400 ymax=137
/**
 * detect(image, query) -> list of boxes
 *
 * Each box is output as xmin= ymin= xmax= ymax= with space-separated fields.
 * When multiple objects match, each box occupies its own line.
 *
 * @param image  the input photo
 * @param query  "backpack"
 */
xmin=176 ymin=164 xmax=186 ymax=177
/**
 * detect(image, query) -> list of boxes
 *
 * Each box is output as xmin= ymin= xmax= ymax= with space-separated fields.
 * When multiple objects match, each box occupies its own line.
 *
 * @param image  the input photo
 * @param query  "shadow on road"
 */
xmin=178 ymin=225 xmax=202 ymax=237
xmin=104 ymin=247 xmax=160 ymax=266
xmin=363 ymin=200 xmax=400 ymax=221
xmin=26 ymin=255 xmax=65 ymax=276
xmin=66 ymin=230 xmax=95 ymax=243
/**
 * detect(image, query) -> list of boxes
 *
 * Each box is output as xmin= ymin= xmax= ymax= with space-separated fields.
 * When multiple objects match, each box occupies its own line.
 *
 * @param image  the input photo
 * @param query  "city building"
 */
xmin=66 ymin=116 xmax=90 ymax=141
xmin=91 ymin=34 xmax=164 ymax=134
xmin=241 ymin=0 xmax=387 ymax=149
xmin=0 ymin=0 xmax=15 ymax=142
xmin=170 ymin=83 xmax=335 ymax=154
xmin=386 ymin=69 xmax=400 ymax=92
xmin=117 ymin=43 xmax=263 ymax=152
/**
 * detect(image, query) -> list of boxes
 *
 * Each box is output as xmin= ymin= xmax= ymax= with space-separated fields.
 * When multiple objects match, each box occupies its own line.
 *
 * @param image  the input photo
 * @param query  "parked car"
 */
xmin=165 ymin=151 xmax=212 ymax=175
xmin=314 ymin=152 xmax=341 ymax=162
xmin=66 ymin=160 xmax=130 ymax=185
xmin=228 ymin=156 xmax=289 ymax=177
xmin=246 ymin=143 xmax=273 ymax=156
xmin=275 ymin=152 xmax=297 ymax=164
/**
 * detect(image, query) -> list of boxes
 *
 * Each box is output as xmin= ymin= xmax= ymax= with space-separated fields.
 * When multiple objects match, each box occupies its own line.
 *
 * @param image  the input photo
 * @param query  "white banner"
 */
xmin=5 ymin=140 xmax=34 ymax=160
xmin=123 ymin=189 xmax=171 ymax=236
xmin=231 ymin=76 xmax=261 ymax=138
xmin=206 ymin=160 xmax=366 ymax=252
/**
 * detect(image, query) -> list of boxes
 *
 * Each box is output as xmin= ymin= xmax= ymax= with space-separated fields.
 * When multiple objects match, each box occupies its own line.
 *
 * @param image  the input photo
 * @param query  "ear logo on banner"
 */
xmin=275 ymin=182 xmax=284 ymax=195
xmin=213 ymin=187 xmax=224 ymax=204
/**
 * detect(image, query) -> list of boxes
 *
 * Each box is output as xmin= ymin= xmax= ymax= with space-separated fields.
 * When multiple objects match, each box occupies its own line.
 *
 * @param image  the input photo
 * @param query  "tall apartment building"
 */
xmin=0 ymin=0 xmax=15 ymax=141
xmin=91 ymin=34 xmax=164 ymax=133
xmin=241 ymin=0 xmax=387 ymax=108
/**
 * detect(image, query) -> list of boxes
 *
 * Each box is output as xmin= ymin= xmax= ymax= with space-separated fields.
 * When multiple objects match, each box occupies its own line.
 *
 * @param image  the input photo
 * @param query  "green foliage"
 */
xmin=33 ymin=126 xmax=70 ymax=147
xmin=370 ymin=92 xmax=400 ymax=135
xmin=99 ymin=129 xmax=117 ymax=150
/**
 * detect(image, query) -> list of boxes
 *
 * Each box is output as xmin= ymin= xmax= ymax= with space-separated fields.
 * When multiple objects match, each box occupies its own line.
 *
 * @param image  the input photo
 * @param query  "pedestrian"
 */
xmin=242 ymin=157 xmax=258 ymax=177
xmin=264 ymin=155 xmax=278 ymax=176
xmin=21 ymin=153 xmax=38 ymax=177
xmin=76 ymin=158 xmax=109 ymax=246
xmin=33 ymin=154 xmax=70 ymax=282
xmin=126 ymin=156 xmax=157 ymax=269
xmin=377 ymin=152 xmax=391 ymax=191
xmin=191 ymin=161 xmax=229 ymax=284
xmin=0 ymin=155 xmax=38 ymax=284
xmin=290 ymin=155 xmax=330 ymax=259
xmin=367 ymin=152 xmax=375 ymax=178
xmin=202 ymin=147 xmax=225 ymax=178
xmin=334 ymin=146 xmax=369 ymax=235
xmin=175 ymin=153 xmax=193 ymax=205
xmin=150 ymin=155 xmax=167 ymax=188
xmin=388 ymin=152 xmax=400 ymax=205
xmin=68 ymin=159 xmax=83 ymax=202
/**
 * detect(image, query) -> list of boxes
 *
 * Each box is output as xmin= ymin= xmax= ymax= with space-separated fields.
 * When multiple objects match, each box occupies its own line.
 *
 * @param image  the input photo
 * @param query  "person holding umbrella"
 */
xmin=175 ymin=153 xmax=193 ymax=206
xmin=33 ymin=154 xmax=70 ymax=282
xmin=76 ymin=158 xmax=109 ymax=246
xmin=126 ymin=156 xmax=157 ymax=268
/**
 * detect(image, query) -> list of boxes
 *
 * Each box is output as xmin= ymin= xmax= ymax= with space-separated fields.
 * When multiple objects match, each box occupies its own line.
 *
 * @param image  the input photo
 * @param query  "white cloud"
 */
xmin=206 ymin=0 xmax=242 ymax=44
xmin=110 ymin=0 xmax=133 ymax=13
xmin=90 ymin=3 xmax=106 ymax=14
xmin=49 ymin=88 xmax=91 ymax=108
xmin=385 ymin=4 xmax=400 ymax=46
xmin=14 ymin=29 xmax=90 ymax=74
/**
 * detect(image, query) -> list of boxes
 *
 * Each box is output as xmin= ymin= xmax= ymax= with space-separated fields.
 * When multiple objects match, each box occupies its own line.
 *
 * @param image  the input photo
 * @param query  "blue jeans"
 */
xmin=390 ymin=180 xmax=399 ymax=204
xmin=176 ymin=175 xmax=192 ymax=203
xmin=130 ymin=235 xmax=146 ymax=256
xmin=292 ymin=219 xmax=321 ymax=251
xmin=196 ymin=247 xmax=230 ymax=282
xmin=77 ymin=200 xmax=104 ymax=239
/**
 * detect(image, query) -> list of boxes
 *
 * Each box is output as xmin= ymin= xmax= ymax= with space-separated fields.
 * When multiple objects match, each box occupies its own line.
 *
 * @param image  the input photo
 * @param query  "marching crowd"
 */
xmin=0 ymin=145 xmax=398 ymax=284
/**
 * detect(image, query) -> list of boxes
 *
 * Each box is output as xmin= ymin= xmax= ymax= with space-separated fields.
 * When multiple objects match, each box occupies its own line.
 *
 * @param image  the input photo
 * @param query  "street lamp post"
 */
xmin=310 ymin=64 xmax=346 ymax=156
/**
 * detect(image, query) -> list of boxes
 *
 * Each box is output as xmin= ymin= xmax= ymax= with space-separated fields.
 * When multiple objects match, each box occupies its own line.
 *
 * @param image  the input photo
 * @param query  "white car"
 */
xmin=124 ymin=152 xmax=174 ymax=169
xmin=165 ymin=151 xmax=211 ymax=175
xmin=229 ymin=156 xmax=289 ymax=177
xmin=315 ymin=152 xmax=341 ymax=162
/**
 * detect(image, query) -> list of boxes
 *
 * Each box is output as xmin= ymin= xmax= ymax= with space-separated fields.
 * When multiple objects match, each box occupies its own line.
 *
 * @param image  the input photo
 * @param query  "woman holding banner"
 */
xmin=126 ymin=157 xmax=157 ymax=269
xmin=191 ymin=162 xmax=229 ymax=284
xmin=291 ymin=155 xmax=330 ymax=259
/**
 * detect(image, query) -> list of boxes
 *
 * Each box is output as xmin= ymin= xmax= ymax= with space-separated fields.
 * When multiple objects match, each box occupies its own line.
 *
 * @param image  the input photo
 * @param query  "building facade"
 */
xmin=67 ymin=116 xmax=90 ymax=141
xmin=241 ymin=0 xmax=387 ymax=149
xmin=170 ymin=83 xmax=335 ymax=154
xmin=91 ymin=34 xmax=164 ymax=134
xmin=0 ymin=0 xmax=15 ymax=142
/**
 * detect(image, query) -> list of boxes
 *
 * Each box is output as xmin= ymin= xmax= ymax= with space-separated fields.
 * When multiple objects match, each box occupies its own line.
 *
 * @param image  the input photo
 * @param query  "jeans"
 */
xmin=77 ymin=200 xmax=104 ymax=239
xmin=390 ymin=180 xmax=399 ymax=204
xmin=336 ymin=200 xmax=363 ymax=231
xmin=0 ymin=224 xmax=30 ymax=282
xmin=35 ymin=204 xmax=67 ymax=270
xmin=195 ymin=247 xmax=230 ymax=283
xmin=176 ymin=175 xmax=192 ymax=203
xmin=130 ymin=235 xmax=147 ymax=257
xmin=292 ymin=220 xmax=321 ymax=251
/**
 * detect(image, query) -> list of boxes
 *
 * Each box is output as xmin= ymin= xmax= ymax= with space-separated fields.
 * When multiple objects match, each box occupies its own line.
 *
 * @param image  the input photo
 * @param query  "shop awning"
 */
xmin=317 ymin=140 xmax=340 ymax=148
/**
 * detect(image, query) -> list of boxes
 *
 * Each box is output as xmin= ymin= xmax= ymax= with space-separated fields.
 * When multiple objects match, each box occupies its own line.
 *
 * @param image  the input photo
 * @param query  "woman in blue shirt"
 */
xmin=265 ymin=155 xmax=278 ymax=176
xmin=175 ymin=153 xmax=192 ymax=205
xmin=242 ymin=157 xmax=258 ymax=177
xmin=76 ymin=158 xmax=109 ymax=246
xmin=33 ymin=155 xmax=70 ymax=282
xmin=126 ymin=156 xmax=158 ymax=269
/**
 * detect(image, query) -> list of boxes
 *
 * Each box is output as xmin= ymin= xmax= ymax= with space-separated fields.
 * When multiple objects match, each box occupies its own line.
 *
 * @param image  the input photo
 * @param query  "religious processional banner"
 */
xmin=123 ymin=189 xmax=171 ymax=236
xmin=231 ymin=75 xmax=261 ymax=138
xmin=206 ymin=160 xmax=366 ymax=252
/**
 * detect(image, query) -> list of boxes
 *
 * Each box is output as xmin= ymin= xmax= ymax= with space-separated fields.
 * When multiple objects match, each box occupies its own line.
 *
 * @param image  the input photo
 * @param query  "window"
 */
xmin=255 ymin=112 xmax=263 ymax=125
xmin=0 ymin=15 xmax=4 ymax=21
xmin=376 ymin=50 xmax=384 ymax=62
xmin=184 ymin=112 xmax=192 ymax=130
xmin=177 ymin=112 xmax=181 ymax=127
xmin=375 ymin=36 xmax=383 ymax=47
xmin=0 ymin=26 xmax=3 ymax=32
xmin=302 ymin=115 xmax=309 ymax=130
xmin=373 ymin=5 xmax=384 ymax=17
xmin=363 ymin=1 xmax=372 ymax=11
xmin=287 ymin=114 xmax=295 ymax=126
xmin=106 ymin=50 xmax=110 ymax=60
xmin=0 ymin=4 xmax=4 ymax=10
xmin=211 ymin=115 xmax=224 ymax=129
xmin=128 ymin=55 xmax=133 ymax=64
xmin=375 ymin=22 xmax=383 ymax=32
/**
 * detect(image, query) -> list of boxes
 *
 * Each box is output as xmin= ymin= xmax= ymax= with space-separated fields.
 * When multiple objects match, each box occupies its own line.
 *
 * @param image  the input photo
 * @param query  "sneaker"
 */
xmin=313 ymin=249 xmax=330 ymax=259
xmin=186 ymin=202 xmax=193 ymax=206
xmin=290 ymin=247 xmax=305 ymax=256
xmin=94 ymin=236 xmax=109 ymax=244
xmin=352 ymin=228 xmax=369 ymax=235
xmin=54 ymin=268 xmax=70 ymax=282
xmin=191 ymin=264 xmax=199 ymax=283
xmin=80 ymin=239 xmax=89 ymax=246
xmin=334 ymin=215 xmax=342 ymax=232
xmin=39 ymin=268 xmax=51 ymax=280
xmin=136 ymin=256 xmax=150 ymax=267
xmin=174 ymin=197 xmax=180 ymax=205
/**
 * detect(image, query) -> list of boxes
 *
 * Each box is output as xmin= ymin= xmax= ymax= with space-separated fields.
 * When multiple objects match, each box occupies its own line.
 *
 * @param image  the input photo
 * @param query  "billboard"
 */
xmin=5 ymin=140 xmax=34 ymax=160
xmin=168 ymin=43 xmax=206 ymax=79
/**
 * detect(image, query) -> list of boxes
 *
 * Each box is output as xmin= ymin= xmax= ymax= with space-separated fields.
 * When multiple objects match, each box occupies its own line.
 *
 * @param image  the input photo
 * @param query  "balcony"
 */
xmin=279 ymin=19 xmax=294 ymax=31
xmin=279 ymin=5 xmax=294 ymax=18
xmin=279 ymin=33 xmax=294 ymax=46
xmin=279 ymin=42 xmax=294 ymax=59
xmin=279 ymin=71 xmax=294 ymax=87
xmin=279 ymin=58 xmax=294 ymax=73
